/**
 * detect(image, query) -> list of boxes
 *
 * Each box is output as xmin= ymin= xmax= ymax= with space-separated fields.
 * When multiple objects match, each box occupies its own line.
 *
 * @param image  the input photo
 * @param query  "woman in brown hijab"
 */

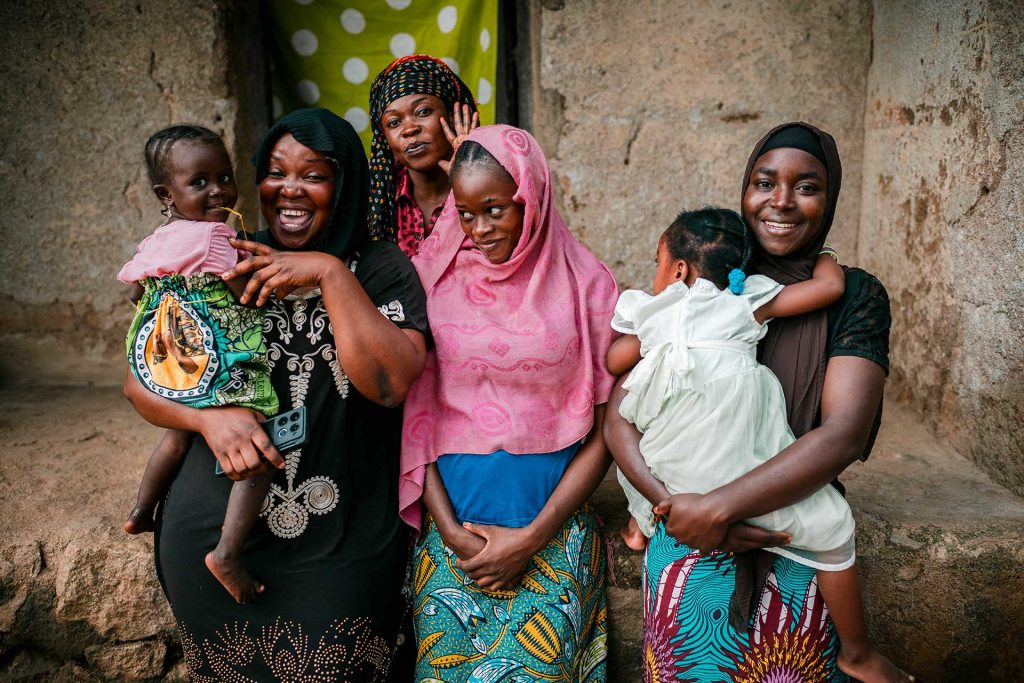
xmin=606 ymin=123 xmax=913 ymax=681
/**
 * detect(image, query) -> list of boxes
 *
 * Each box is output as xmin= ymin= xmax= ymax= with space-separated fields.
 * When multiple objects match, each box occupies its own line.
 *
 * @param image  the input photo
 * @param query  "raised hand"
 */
xmin=438 ymin=103 xmax=480 ymax=175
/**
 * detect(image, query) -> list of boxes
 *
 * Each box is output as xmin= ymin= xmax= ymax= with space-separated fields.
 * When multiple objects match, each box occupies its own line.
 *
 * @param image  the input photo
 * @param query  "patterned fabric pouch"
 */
xmin=125 ymin=273 xmax=279 ymax=415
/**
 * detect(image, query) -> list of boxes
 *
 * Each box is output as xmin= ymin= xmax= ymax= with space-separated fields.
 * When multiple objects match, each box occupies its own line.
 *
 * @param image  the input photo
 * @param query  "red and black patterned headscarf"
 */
xmin=367 ymin=55 xmax=476 ymax=243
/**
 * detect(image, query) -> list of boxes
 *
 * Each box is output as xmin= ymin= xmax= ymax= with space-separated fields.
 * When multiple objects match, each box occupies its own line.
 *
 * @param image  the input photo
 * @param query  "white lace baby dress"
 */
xmin=613 ymin=275 xmax=856 ymax=571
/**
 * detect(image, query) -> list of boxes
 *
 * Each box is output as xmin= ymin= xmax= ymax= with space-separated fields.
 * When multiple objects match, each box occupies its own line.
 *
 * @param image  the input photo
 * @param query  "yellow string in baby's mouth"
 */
xmin=221 ymin=206 xmax=250 ymax=241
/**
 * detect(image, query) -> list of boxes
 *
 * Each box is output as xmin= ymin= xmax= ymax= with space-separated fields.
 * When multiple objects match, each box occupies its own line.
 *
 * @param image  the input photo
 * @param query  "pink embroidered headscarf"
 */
xmin=399 ymin=125 xmax=619 ymax=530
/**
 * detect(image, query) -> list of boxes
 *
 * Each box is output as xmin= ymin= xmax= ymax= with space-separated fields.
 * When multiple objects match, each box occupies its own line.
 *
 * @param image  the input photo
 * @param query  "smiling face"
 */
xmin=380 ymin=94 xmax=453 ymax=173
xmin=452 ymin=165 xmax=525 ymax=264
xmin=156 ymin=141 xmax=237 ymax=222
xmin=258 ymin=133 xmax=337 ymax=250
xmin=742 ymin=147 xmax=829 ymax=257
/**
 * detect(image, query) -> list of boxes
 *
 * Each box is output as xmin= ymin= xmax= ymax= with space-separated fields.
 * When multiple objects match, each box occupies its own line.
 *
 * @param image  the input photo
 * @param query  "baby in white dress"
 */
xmin=608 ymin=207 xmax=894 ymax=678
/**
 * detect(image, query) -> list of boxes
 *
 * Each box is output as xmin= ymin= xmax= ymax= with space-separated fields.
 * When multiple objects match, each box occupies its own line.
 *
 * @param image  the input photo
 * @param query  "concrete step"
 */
xmin=0 ymin=387 xmax=1021 ymax=681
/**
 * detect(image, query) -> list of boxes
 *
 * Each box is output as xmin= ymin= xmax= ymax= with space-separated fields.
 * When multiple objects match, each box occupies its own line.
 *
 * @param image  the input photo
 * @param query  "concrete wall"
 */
xmin=859 ymin=0 xmax=1024 ymax=495
xmin=0 ymin=0 xmax=268 ymax=386
xmin=522 ymin=0 xmax=872 ymax=290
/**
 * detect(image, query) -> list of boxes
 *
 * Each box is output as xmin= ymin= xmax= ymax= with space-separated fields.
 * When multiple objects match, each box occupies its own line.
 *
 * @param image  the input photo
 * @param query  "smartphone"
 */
xmin=214 ymin=405 xmax=307 ymax=476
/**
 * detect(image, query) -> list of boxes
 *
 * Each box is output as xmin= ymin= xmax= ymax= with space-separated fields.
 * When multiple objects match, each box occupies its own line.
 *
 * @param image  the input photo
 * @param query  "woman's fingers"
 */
xmin=720 ymin=523 xmax=790 ymax=552
xmin=440 ymin=116 xmax=456 ymax=144
xmin=252 ymin=428 xmax=285 ymax=469
xmin=229 ymin=238 xmax=274 ymax=256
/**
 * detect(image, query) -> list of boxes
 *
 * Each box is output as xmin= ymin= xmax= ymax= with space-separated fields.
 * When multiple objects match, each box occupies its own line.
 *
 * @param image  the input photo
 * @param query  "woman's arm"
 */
xmin=457 ymin=405 xmax=612 ymax=591
xmin=224 ymin=239 xmax=427 ymax=407
xmin=421 ymin=463 xmax=486 ymax=561
xmin=754 ymin=253 xmax=845 ymax=324
xmin=606 ymin=335 xmax=642 ymax=376
xmin=658 ymin=355 xmax=885 ymax=552
xmin=123 ymin=369 xmax=284 ymax=479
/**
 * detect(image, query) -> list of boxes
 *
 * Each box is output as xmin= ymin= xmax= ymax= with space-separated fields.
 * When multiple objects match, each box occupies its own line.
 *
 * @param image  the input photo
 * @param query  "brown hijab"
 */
xmin=742 ymin=121 xmax=843 ymax=438
xmin=729 ymin=122 xmax=844 ymax=633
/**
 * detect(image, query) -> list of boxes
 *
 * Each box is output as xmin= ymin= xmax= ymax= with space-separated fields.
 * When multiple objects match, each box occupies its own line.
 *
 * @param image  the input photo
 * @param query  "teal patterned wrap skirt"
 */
xmin=412 ymin=505 xmax=608 ymax=682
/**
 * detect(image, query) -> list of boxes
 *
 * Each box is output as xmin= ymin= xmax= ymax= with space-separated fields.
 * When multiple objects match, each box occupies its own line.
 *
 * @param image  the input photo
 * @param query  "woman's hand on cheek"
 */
xmin=654 ymin=493 xmax=729 ymax=555
xmin=224 ymin=238 xmax=342 ymax=306
xmin=196 ymin=406 xmax=286 ymax=480
xmin=455 ymin=523 xmax=538 ymax=592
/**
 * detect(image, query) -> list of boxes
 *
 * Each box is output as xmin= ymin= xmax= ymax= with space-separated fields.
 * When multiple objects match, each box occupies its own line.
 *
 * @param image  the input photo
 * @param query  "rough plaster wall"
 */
xmin=0 ymin=1 xmax=267 ymax=386
xmin=528 ymin=0 xmax=871 ymax=290
xmin=860 ymin=0 xmax=1024 ymax=495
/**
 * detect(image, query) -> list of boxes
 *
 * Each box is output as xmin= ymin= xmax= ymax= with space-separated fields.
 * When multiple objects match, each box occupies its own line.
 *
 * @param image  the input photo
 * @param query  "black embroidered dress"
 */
xmin=156 ymin=241 xmax=428 ymax=682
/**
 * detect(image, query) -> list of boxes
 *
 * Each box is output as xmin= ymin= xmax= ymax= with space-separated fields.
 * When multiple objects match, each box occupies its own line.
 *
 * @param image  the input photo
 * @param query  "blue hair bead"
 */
xmin=728 ymin=268 xmax=746 ymax=294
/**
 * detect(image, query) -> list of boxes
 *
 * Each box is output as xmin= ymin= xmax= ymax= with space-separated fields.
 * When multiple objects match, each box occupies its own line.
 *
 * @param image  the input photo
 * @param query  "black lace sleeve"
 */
xmin=826 ymin=268 xmax=891 ymax=375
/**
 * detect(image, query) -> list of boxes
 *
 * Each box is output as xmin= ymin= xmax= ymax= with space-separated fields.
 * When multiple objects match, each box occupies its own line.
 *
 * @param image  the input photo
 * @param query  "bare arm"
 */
xmin=127 ymin=282 xmax=145 ymax=304
xmin=422 ymin=463 xmax=486 ymax=560
xmin=754 ymin=253 xmax=844 ymax=324
xmin=458 ymin=405 xmax=612 ymax=590
xmin=659 ymin=355 xmax=885 ymax=552
xmin=603 ymin=374 xmax=670 ymax=504
xmin=606 ymin=335 xmax=642 ymax=376
xmin=224 ymin=239 xmax=427 ymax=407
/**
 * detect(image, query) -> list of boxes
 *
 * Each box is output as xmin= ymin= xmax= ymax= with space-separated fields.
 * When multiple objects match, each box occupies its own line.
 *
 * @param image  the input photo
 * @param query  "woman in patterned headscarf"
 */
xmin=368 ymin=54 xmax=478 ymax=256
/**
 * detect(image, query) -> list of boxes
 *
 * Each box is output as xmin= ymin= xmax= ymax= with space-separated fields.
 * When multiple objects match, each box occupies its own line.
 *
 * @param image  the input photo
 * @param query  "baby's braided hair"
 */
xmin=663 ymin=207 xmax=752 ymax=292
xmin=449 ymin=140 xmax=510 ymax=183
xmin=144 ymin=125 xmax=225 ymax=186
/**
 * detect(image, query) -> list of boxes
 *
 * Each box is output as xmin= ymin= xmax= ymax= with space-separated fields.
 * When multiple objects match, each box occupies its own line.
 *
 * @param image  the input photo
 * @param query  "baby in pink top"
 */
xmin=120 ymin=125 xmax=281 ymax=605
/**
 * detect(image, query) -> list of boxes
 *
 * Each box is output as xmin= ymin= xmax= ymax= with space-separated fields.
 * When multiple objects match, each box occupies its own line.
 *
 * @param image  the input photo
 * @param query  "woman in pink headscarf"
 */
xmin=400 ymin=125 xmax=617 ymax=682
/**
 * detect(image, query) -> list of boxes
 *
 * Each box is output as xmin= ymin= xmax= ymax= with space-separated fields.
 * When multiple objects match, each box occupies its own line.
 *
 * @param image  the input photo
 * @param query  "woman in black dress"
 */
xmin=125 ymin=108 xmax=428 ymax=681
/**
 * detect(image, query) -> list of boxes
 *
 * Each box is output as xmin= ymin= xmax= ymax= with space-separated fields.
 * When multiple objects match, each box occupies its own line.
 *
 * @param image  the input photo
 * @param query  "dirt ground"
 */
xmin=1 ymin=385 xmax=1023 ymax=680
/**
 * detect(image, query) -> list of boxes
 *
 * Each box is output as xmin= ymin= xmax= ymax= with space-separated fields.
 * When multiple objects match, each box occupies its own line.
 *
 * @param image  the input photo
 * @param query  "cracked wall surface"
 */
xmin=525 ymin=0 xmax=871 ymax=290
xmin=0 ymin=1 xmax=267 ymax=386
xmin=860 ymin=0 xmax=1024 ymax=495
xmin=527 ymin=0 xmax=1023 ymax=495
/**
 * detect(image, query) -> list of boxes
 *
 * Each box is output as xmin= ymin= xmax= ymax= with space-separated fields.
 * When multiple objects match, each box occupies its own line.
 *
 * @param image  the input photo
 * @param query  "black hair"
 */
xmin=144 ymin=125 xmax=226 ymax=186
xmin=663 ymin=207 xmax=752 ymax=290
xmin=449 ymin=140 xmax=512 ymax=183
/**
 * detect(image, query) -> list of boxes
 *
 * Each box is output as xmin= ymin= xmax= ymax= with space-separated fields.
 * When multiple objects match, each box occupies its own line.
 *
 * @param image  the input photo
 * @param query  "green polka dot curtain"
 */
xmin=266 ymin=0 xmax=499 ymax=152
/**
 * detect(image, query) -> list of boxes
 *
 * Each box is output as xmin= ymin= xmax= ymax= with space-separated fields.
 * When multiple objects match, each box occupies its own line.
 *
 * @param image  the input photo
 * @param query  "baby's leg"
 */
xmin=124 ymin=429 xmax=193 ymax=534
xmin=205 ymin=469 xmax=275 ymax=604
xmin=817 ymin=566 xmax=914 ymax=682
xmin=620 ymin=516 xmax=650 ymax=551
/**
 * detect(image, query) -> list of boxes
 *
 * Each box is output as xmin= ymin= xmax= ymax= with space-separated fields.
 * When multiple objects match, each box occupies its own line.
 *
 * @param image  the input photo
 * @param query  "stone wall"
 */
xmin=0 ymin=0 xmax=268 ymax=387
xmin=859 ymin=0 xmax=1024 ymax=495
xmin=522 ymin=0 xmax=871 ymax=290
xmin=524 ymin=0 xmax=1024 ymax=495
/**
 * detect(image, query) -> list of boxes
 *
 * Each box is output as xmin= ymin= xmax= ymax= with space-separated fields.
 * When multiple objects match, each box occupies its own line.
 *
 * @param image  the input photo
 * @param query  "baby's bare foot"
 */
xmin=205 ymin=550 xmax=264 ymax=604
xmin=838 ymin=647 xmax=915 ymax=683
xmin=123 ymin=506 xmax=155 ymax=534
xmin=620 ymin=519 xmax=649 ymax=551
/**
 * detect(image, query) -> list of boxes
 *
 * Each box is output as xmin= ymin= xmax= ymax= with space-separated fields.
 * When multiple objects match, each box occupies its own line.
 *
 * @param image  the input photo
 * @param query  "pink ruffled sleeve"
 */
xmin=117 ymin=221 xmax=240 ymax=282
